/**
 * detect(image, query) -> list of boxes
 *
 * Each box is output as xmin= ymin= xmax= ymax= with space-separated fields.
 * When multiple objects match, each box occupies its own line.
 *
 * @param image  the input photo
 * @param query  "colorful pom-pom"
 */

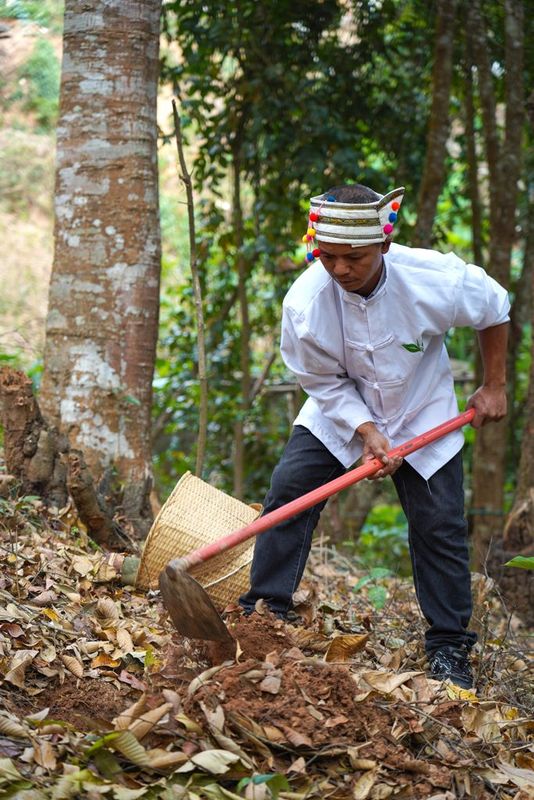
xmin=307 ymin=227 xmax=316 ymax=237
xmin=391 ymin=201 xmax=400 ymax=211
xmin=309 ymin=213 xmax=319 ymax=222
xmin=383 ymin=223 xmax=394 ymax=234
xmin=306 ymin=234 xmax=313 ymax=241
xmin=302 ymin=234 xmax=308 ymax=243
xmin=306 ymin=252 xmax=315 ymax=262
xmin=312 ymin=248 xmax=321 ymax=257
xmin=388 ymin=212 xmax=397 ymax=223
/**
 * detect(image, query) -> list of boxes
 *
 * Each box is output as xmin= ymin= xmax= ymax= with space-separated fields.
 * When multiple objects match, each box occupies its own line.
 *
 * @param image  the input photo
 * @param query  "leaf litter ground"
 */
xmin=0 ymin=497 xmax=533 ymax=799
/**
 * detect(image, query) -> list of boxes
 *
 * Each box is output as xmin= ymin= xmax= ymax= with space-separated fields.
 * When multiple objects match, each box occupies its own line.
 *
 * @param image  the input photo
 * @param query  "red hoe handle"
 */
xmin=166 ymin=408 xmax=475 ymax=577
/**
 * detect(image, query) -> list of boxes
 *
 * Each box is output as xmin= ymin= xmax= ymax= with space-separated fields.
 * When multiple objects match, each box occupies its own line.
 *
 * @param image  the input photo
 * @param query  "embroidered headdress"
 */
xmin=303 ymin=187 xmax=405 ymax=261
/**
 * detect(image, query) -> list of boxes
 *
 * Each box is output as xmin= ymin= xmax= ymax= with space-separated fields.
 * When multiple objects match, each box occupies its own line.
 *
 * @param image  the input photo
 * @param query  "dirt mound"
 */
xmin=185 ymin=652 xmax=454 ymax=797
xmin=188 ymin=656 xmax=388 ymax=746
xmin=197 ymin=609 xmax=299 ymax=665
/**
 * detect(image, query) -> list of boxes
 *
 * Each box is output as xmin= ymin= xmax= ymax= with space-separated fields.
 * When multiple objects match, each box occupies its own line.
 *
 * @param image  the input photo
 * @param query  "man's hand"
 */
xmin=468 ymin=322 xmax=509 ymax=428
xmin=357 ymin=421 xmax=403 ymax=479
xmin=467 ymin=384 xmax=507 ymax=429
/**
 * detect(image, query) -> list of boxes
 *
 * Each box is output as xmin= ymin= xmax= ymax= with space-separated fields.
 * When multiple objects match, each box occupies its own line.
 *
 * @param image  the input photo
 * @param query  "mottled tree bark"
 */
xmin=40 ymin=0 xmax=162 ymax=537
xmin=0 ymin=368 xmax=124 ymax=546
xmin=0 ymin=368 xmax=67 ymax=508
xmin=413 ymin=0 xmax=457 ymax=248
xmin=67 ymin=449 xmax=128 ymax=549
xmin=467 ymin=0 xmax=524 ymax=568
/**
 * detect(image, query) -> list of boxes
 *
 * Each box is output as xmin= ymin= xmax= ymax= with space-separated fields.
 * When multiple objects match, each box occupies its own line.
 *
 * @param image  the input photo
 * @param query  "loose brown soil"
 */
xmin=180 ymin=615 xmax=457 ymax=797
xmin=4 ymin=678 xmax=134 ymax=732
xmin=1 ymin=495 xmax=531 ymax=799
xmin=198 ymin=609 xmax=298 ymax=665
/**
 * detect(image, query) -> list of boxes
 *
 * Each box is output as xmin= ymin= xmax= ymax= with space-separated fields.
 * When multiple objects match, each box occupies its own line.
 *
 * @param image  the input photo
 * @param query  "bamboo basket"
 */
xmin=136 ymin=472 xmax=260 ymax=609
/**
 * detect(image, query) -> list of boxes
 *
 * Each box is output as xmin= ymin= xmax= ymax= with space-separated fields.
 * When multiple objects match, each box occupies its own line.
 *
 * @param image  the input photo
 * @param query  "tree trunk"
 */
xmin=508 ymin=198 xmax=533 ymax=468
xmin=319 ymin=481 xmax=382 ymax=548
xmin=467 ymin=0 xmax=524 ymax=568
xmin=40 ymin=0 xmax=162 ymax=536
xmin=413 ymin=0 xmax=457 ymax=248
xmin=232 ymin=149 xmax=252 ymax=500
xmin=489 ymin=83 xmax=534 ymax=626
xmin=0 ymin=368 xmax=125 ymax=547
xmin=495 ymin=90 xmax=534 ymax=623
xmin=463 ymin=58 xmax=485 ymax=269
xmin=0 ymin=368 xmax=67 ymax=508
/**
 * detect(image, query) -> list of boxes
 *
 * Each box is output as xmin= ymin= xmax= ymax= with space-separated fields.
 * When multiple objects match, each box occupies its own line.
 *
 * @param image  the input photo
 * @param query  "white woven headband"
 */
xmin=303 ymin=187 xmax=405 ymax=259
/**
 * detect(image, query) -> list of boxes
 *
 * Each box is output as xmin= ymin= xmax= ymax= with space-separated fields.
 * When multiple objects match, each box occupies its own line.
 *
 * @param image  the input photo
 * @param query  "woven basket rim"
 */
xmin=135 ymin=471 xmax=259 ymax=607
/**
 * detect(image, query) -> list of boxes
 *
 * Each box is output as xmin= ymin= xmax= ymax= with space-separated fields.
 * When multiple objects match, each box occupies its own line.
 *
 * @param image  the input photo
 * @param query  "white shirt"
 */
xmin=281 ymin=243 xmax=510 ymax=479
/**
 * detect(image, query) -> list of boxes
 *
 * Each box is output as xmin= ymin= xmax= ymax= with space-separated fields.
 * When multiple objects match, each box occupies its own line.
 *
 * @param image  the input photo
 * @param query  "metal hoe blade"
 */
xmin=159 ymin=567 xmax=234 ymax=642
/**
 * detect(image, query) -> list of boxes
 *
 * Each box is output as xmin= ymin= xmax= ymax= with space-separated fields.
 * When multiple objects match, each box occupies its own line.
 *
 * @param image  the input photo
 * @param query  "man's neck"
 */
xmin=352 ymin=260 xmax=385 ymax=298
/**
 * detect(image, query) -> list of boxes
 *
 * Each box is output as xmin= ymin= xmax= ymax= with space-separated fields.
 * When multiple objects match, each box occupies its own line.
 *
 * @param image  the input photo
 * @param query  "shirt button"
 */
xmin=359 ymin=303 xmax=366 ymax=311
xmin=366 ymin=344 xmax=374 ymax=352
xmin=373 ymin=382 xmax=379 ymax=390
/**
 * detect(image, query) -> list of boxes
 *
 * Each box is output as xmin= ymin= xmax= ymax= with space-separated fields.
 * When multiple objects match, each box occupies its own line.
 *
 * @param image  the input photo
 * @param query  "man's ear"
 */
xmin=381 ymin=240 xmax=392 ymax=254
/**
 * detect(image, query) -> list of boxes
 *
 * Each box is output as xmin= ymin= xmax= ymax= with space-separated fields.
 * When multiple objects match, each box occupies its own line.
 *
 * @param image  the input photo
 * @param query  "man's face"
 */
xmin=318 ymin=241 xmax=390 ymax=295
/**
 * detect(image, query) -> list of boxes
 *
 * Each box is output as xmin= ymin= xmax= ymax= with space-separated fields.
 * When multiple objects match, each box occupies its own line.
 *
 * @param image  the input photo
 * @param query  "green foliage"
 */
xmin=0 ymin=0 xmax=64 ymax=31
xmin=154 ymin=0 xmax=441 ymax=498
xmin=153 ymin=266 xmax=292 ymax=499
xmin=348 ymin=503 xmax=410 ymax=576
xmin=16 ymin=38 xmax=60 ymax=130
xmin=0 ymin=137 xmax=54 ymax=213
xmin=352 ymin=566 xmax=393 ymax=609
xmin=505 ymin=556 xmax=534 ymax=570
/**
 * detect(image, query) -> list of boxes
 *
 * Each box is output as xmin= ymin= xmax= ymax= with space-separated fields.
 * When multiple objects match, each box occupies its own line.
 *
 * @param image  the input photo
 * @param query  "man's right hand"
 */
xmin=356 ymin=421 xmax=403 ymax=479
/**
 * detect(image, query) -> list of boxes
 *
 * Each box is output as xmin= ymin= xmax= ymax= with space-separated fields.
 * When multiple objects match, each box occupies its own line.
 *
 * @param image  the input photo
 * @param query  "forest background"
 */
xmin=0 ymin=0 xmax=532 ymax=611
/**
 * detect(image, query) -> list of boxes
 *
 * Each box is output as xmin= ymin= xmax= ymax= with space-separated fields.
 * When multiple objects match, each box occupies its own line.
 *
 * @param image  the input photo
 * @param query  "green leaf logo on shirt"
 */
xmin=402 ymin=339 xmax=425 ymax=353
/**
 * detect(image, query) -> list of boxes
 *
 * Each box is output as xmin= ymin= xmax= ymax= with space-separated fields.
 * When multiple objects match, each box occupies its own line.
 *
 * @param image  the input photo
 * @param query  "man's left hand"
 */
xmin=467 ymin=384 xmax=507 ymax=429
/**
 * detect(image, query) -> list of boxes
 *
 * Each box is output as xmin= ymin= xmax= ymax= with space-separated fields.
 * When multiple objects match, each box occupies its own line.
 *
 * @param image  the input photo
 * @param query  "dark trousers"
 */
xmin=240 ymin=425 xmax=477 ymax=654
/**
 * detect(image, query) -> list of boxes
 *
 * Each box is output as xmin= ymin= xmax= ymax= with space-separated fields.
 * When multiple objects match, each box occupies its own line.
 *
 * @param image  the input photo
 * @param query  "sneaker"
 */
xmin=428 ymin=646 xmax=474 ymax=689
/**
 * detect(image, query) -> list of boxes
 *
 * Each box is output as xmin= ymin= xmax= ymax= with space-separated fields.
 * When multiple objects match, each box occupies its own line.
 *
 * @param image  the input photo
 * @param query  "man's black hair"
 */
xmin=325 ymin=184 xmax=381 ymax=204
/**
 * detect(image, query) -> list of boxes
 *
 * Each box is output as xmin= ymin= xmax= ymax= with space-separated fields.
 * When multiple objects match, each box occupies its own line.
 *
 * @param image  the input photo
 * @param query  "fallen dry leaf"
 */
xmin=282 ymin=726 xmax=313 ymax=749
xmin=359 ymin=670 xmax=424 ymax=694
xmin=128 ymin=702 xmax=173 ymax=740
xmin=116 ymin=627 xmax=134 ymax=653
xmin=262 ymin=724 xmax=286 ymax=743
xmin=324 ymin=633 xmax=369 ymax=662
xmin=71 ymin=555 xmax=94 ymax=577
xmin=90 ymin=652 xmax=121 ymax=669
xmin=0 ymin=715 xmax=29 ymax=739
xmin=60 ymin=654 xmax=84 ymax=678
xmin=111 ymin=731 xmax=151 ymax=767
xmin=324 ymin=714 xmax=349 ymax=728
xmin=95 ymin=597 xmax=120 ymax=627
xmin=144 ymin=747 xmax=190 ymax=769
xmin=352 ymin=766 xmax=379 ymax=799
xmin=4 ymin=649 xmax=38 ymax=688
xmin=33 ymin=739 xmax=57 ymax=770
xmin=180 ymin=749 xmax=242 ymax=775
xmin=113 ymin=694 xmax=148 ymax=731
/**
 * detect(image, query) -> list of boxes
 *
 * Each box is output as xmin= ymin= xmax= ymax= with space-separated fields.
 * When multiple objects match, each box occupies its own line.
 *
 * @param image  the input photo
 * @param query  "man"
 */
xmin=240 ymin=183 xmax=509 ymax=689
